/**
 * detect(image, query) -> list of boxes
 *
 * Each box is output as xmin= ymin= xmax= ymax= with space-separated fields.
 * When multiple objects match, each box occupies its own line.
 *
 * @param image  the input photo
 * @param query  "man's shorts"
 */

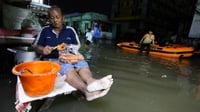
xmin=43 ymin=58 xmax=89 ymax=76
xmin=59 ymin=60 xmax=89 ymax=75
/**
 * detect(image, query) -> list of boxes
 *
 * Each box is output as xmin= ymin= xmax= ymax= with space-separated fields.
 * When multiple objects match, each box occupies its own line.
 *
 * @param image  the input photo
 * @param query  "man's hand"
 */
xmin=43 ymin=45 xmax=53 ymax=55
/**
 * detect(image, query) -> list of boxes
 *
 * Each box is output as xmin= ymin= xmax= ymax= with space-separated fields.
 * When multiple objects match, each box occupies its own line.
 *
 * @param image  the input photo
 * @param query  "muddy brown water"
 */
xmin=46 ymin=41 xmax=200 ymax=112
xmin=1 ymin=40 xmax=200 ymax=112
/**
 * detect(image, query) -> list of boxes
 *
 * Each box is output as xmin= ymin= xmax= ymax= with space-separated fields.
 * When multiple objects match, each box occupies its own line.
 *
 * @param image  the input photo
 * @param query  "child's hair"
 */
xmin=87 ymin=28 xmax=91 ymax=31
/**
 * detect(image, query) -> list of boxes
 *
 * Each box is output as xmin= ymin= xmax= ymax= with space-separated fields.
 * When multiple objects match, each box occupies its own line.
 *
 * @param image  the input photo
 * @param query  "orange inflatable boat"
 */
xmin=117 ymin=41 xmax=195 ymax=58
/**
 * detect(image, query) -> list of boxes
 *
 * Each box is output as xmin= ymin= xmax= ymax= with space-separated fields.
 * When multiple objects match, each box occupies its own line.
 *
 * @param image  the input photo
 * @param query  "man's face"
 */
xmin=49 ymin=9 xmax=63 ymax=28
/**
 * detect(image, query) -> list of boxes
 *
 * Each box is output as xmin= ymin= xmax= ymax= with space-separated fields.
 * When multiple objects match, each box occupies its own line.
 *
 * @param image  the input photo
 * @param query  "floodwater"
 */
xmin=46 ymin=40 xmax=200 ymax=112
xmin=1 ymin=40 xmax=200 ymax=112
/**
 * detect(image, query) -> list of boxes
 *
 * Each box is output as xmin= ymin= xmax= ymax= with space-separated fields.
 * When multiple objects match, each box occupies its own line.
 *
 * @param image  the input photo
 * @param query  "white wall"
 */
xmin=188 ymin=0 xmax=200 ymax=38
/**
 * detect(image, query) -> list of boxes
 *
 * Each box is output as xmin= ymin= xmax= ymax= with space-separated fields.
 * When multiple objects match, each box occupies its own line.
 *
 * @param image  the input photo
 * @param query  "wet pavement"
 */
xmin=1 ymin=40 xmax=200 ymax=112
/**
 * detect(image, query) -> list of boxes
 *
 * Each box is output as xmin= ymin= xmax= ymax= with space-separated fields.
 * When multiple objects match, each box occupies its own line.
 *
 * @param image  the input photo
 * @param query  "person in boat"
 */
xmin=139 ymin=30 xmax=155 ymax=54
xmin=34 ymin=6 xmax=113 ymax=101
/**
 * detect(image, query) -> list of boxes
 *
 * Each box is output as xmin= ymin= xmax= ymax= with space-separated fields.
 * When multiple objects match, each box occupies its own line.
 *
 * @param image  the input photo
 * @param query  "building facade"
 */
xmin=64 ymin=12 xmax=116 ymax=39
xmin=110 ymin=0 xmax=197 ymax=42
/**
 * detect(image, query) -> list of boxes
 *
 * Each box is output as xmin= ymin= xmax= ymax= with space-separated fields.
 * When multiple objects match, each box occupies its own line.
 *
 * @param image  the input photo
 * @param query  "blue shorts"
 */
xmin=43 ymin=58 xmax=89 ymax=76
xmin=59 ymin=60 xmax=89 ymax=75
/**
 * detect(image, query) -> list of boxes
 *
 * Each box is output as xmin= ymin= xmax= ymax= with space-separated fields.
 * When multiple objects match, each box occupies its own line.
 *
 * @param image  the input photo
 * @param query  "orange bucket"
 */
xmin=12 ymin=61 xmax=61 ymax=97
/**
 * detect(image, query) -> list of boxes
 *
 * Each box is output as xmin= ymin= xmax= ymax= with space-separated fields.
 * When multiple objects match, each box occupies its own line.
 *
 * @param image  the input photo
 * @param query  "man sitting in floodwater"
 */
xmin=34 ymin=6 xmax=113 ymax=101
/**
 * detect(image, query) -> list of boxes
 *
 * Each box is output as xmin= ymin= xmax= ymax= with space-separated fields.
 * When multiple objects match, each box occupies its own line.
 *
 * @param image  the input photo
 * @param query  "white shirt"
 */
xmin=86 ymin=32 xmax=93 ymax=43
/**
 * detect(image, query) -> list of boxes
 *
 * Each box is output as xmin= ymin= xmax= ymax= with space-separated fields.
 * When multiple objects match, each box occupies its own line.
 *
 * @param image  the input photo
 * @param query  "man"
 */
xmin=34 ymin=6 xmax=113 ymax=101
xmin=139 ymin=30 xmax=155 ymax=54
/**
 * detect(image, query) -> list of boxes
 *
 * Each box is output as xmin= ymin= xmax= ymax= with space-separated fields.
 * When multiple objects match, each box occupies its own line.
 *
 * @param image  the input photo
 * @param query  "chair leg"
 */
xmin=37 ymin=97 xmax=55 ymax=112
xmin=71 ymin=90 xmax=85 ymax=101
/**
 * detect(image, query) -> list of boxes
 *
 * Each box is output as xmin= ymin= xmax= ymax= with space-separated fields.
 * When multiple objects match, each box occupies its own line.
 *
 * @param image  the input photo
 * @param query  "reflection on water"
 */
xmin=51 ymin=40 xmax=200 ymax=112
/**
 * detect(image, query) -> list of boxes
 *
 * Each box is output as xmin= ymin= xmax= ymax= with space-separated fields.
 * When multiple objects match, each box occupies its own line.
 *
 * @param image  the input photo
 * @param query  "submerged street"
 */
xmin=1 ymin=40 xmax=200 ymax=112
xmin=0 ymin=0 xmax=199 ymax=112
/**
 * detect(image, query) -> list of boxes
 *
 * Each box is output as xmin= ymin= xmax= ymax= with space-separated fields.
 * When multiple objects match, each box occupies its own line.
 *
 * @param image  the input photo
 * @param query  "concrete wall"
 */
xmin=0 ymin=0 xmax=3 ymax=27
xmin=2 ymin=3 xmax=29 ymax=29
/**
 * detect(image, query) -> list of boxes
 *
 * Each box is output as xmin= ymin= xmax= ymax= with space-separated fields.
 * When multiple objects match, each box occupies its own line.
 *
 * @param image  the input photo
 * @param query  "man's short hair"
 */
xmin=48 ymin=5 xmax=63 ymax=18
